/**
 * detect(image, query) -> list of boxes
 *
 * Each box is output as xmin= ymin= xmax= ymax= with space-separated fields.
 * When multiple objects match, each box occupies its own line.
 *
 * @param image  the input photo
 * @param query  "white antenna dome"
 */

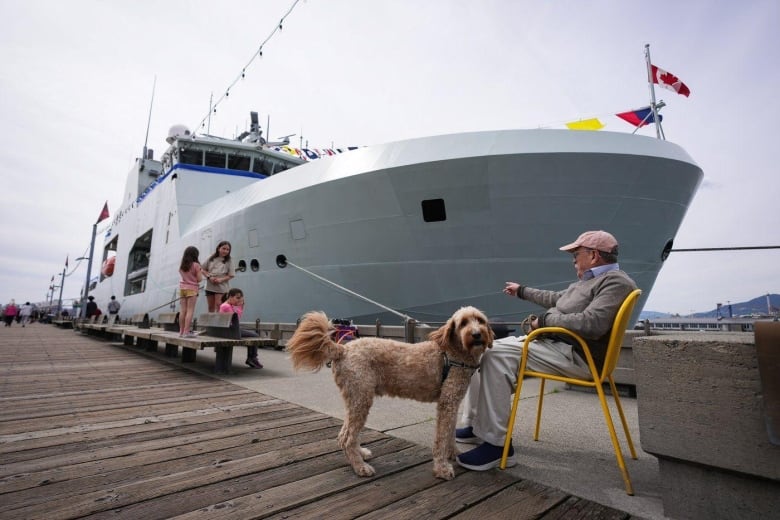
xmin=166 ymin=124 xmax=192 ymax=144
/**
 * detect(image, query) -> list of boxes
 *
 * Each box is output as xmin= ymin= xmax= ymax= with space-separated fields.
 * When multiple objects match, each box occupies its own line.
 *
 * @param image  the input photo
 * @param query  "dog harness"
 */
xmin=441 ymin=353 xmax=480 ymax=383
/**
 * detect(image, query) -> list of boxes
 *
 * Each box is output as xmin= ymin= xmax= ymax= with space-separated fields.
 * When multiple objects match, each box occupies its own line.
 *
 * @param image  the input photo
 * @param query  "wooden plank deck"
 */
xmin=0 ymin=325 xmax=634 ymax=519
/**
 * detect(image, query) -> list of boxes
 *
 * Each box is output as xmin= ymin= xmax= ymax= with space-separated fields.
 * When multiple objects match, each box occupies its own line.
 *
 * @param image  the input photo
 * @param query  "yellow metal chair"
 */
xmin=499 ymin=288 xmax=642 ymax=495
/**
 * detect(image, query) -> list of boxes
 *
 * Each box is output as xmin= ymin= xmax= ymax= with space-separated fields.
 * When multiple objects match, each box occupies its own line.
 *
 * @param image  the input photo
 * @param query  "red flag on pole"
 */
xmin=97 ymin=201 xmax=109 ymax=223
xmin=650 ymin=64 xmax=691 ymax=97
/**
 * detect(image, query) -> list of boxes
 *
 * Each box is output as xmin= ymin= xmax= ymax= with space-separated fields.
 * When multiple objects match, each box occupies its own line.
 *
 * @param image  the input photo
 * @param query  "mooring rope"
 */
xmin=276 ymin=255 xmax=413 ymax=322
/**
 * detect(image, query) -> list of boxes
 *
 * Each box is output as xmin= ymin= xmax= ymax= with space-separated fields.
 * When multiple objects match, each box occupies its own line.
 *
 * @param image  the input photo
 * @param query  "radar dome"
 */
xmin=166 ymin=124 xmax=192 ymax=144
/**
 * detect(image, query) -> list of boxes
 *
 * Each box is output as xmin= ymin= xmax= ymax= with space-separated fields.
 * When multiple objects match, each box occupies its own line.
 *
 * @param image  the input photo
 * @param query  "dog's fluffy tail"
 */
xmin=287 ymin=311 xmax=344 ymax=372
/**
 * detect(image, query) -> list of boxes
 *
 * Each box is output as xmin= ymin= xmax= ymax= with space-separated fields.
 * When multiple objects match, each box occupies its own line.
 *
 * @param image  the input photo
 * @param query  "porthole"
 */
xmin=250 ymin=259 xmax=260 ymax=272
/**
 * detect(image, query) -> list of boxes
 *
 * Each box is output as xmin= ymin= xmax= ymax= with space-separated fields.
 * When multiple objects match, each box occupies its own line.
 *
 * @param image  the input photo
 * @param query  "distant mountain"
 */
xmin=640 ymin=293 xmax=780 ymax=319
xmin=638 ymin=310 xmax=669 ymax=320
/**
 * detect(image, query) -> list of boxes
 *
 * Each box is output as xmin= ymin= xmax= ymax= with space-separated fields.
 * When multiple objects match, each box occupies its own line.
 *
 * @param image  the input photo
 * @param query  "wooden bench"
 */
xmin=119 ymin=313 xmax=154 ymax=349
xmin=72 ymin=315 xmax=97 ymax=332
xmin=156 ymin=312 xmax=180 ymax=357
xmin=51 ymin=316 xmax=74 ymax=329
xmin=147 ymin=313 xmax=277 ymax=373
xmin=82 ymin=314 xmax=121 ymax=338
xmin=254 ymin=322 xmax=297 ymax=350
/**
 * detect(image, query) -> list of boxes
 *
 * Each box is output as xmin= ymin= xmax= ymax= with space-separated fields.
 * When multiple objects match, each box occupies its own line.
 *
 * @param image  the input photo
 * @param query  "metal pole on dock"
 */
xmin=81 ymin=223 xmax=97 ymax=318
xmin=57 ymin=267 xmax=66 ymax=316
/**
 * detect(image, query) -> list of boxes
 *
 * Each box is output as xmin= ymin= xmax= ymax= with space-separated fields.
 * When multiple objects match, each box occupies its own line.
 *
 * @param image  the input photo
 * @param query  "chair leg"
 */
xmin=608 ymin=377 xmax=637 ymax=459
xmin=595 ymin=381 xmax=634 ymax=495
xmin=502 ymin=347 xmax=533 ymax=470
xmin=501 ymin=374 xmax=526 ymax=469
xmin=533 ymin=379 xmax=546 ymax=440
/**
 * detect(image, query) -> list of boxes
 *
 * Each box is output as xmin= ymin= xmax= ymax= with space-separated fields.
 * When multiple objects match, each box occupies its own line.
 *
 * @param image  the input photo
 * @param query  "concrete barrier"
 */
xmin=633 ymin=330 xmax=780 ymax=519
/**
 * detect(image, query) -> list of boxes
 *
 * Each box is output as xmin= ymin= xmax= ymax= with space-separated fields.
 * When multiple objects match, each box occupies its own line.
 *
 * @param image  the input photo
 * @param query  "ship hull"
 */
xmin=90 ymin=129 xmax=702 ymax=326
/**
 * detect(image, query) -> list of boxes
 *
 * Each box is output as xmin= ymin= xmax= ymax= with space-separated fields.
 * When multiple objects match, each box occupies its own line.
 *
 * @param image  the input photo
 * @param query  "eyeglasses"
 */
xmin=572 ymin=248 xmax=593 ymax=259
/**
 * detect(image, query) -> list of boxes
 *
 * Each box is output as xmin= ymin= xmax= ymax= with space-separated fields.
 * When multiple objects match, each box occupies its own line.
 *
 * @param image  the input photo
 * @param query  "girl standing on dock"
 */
xmin=203 ymin=241 xmax=235 ymax=312
xmin=178 ymin=246 xmax=203 ymax=337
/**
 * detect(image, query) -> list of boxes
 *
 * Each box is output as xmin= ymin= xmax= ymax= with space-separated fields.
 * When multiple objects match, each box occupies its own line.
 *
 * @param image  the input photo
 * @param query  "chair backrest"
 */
xmin=600 ymin=289 xmax=642 ymax=381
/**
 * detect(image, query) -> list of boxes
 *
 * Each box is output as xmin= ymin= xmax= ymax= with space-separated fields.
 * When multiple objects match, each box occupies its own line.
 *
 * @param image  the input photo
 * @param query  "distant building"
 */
xmin=636 ymin=316 xmax=776 ymax=333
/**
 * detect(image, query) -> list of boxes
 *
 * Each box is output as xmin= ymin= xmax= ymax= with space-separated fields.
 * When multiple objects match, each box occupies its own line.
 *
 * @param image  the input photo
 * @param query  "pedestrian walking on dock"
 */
xmin=107 ymin=296 xmax=121 ymax=315
xmin=19 ymin=302 xmax=33 ymax=327
xmin=178 ymin=246 xmax=203 ymax=337
xmin=203 ymin=241 xmax=235 ymax=312
xmin=3 ymin=300 xmax=18 ymax=326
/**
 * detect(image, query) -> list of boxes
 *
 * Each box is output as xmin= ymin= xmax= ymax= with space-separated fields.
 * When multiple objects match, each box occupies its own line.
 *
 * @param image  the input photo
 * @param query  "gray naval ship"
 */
xmin=88 ymin=114 xmax=702 ymax=325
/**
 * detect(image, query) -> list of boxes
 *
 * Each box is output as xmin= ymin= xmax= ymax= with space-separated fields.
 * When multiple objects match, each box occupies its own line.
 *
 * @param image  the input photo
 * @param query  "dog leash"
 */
xmin=441 ymin=353 xmax=480 ymax=383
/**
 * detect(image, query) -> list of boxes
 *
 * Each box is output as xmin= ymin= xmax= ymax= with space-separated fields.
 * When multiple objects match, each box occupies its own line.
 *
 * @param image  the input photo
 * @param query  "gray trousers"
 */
xmin=460 ymin=335 xmax=591 ymax=446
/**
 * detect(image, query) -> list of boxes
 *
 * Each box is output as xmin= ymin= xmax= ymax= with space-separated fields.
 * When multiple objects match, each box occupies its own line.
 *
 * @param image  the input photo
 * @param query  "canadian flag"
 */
xmin=651 ymin=64 xmax=690 ymax=97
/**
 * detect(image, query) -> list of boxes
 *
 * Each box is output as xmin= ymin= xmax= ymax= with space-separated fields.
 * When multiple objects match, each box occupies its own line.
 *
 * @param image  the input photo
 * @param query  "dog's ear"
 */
xmin=485 ymin=318 xmax=495 ymax=349
xmin=428 ymin=317 xmax=454 ymax=351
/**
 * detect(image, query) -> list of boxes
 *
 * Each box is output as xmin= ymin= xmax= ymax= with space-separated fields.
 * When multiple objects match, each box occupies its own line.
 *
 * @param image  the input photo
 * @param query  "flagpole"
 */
xmin=57 ymin=266 xmax=66 ymax=316
xmin=81 ymin=223 xmax=97 ymax=318
xmin=632 ymin=111 xmax=654 ymax=135
xmin=644 ymin=44 xmax=663 ymax=140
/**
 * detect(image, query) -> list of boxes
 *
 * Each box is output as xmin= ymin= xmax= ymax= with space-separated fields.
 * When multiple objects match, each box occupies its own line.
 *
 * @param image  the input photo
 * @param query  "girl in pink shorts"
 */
xmin=178 ymin=246 xmax=203 ymax=337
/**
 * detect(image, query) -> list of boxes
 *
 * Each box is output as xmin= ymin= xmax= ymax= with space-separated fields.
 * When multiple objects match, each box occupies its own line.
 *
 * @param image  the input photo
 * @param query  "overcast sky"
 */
xmin=1 ymin=0 xmax=778 ymax=315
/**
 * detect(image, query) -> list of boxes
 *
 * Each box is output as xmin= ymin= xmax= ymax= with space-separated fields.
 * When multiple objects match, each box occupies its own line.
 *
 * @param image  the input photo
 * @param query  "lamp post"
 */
xmin=48 ymin=278 xmax=58 ymax=307
xmin=82 ymin=202 xmax=109 ymax=318
xmin=81 ymin=224 xmax=98 ymax=318
xmin=57 ymin=266 xmax=66 ymax=316
xmin=73 ymin=256 xmax=88 ymax=316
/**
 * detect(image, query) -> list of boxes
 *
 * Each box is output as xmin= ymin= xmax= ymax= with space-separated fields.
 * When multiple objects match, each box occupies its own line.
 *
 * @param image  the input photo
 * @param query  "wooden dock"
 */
xmin=0 ymin=324 xmax=635 ymax=519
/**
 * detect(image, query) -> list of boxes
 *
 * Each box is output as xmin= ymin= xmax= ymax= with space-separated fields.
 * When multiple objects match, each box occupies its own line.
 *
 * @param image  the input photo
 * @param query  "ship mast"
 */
xmin=142 ymin=76 xmax=156 ymax=160
xmin=644 ymin=44 xmax=665 ymax=140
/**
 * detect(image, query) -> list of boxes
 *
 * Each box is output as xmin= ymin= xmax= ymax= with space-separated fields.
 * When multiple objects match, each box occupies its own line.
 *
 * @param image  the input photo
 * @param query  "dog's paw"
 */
xmin=353 ymin=462 xmax=376 ymax=477
xmin=433 ymin=461 xmax=455 ymax=480
xmin=360 ymin=447 xmax=373 ymax=460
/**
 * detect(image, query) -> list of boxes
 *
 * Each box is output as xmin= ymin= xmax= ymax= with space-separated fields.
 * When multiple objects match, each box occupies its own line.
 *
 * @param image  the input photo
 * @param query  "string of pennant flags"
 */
xmin=270 ymin=58 xmax=691 ymax=157
xmin=565 ymin=62 xmax=690 ymax=131
xmin=280 ymin=58 xmax=691 ymax=158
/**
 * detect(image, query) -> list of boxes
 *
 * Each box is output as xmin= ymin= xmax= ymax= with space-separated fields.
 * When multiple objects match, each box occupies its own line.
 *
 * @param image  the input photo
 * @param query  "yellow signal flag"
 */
xmin=565 ymin=118 xmax=604 ymax=131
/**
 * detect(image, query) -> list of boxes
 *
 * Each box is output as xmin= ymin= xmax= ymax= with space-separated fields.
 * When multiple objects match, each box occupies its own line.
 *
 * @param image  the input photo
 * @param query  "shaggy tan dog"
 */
xmin=287 ymin=306 xmax=493 ymax=480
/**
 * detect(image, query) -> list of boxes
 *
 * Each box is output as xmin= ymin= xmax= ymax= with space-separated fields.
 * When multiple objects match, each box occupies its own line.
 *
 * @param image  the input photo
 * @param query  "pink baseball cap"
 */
xmin=559 ymin=230 xmax=619 ymax=254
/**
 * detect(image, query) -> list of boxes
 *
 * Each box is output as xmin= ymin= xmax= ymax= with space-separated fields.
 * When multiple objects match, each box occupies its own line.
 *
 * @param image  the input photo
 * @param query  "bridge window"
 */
xmin=179 ymin=148 xmax=202 ymax=165
xmin=205 ymin=151 xmax=226 ymax=168
xmin=227 ymin=154 xmax=251 ymax=171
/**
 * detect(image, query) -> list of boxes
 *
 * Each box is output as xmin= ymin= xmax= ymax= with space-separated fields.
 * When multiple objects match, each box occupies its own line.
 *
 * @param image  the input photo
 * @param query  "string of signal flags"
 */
xmin=563 ymin=47 xmax=690 ymax=133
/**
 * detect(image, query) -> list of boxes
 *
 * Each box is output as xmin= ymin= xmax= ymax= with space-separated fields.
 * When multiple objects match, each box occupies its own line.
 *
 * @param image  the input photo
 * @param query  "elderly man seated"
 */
xmin=455 ymin=230 xmax=637 ymax=471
